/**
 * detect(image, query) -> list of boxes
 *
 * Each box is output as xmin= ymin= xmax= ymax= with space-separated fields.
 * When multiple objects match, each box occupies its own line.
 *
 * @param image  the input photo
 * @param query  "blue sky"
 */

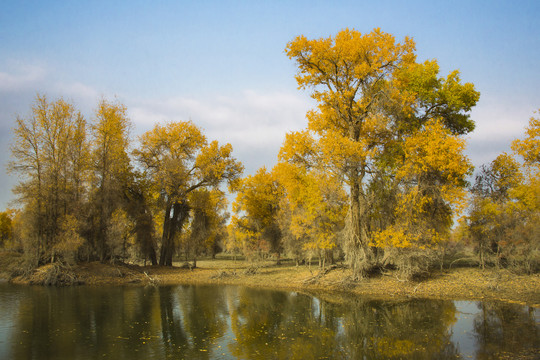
xmin=1 ymin=0 xmax=539 ymax=209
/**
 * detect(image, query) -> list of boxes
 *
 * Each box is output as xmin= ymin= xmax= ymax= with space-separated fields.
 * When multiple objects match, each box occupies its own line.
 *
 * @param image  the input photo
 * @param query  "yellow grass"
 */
xmin=2 ymin=252 xmax=539 ymax=307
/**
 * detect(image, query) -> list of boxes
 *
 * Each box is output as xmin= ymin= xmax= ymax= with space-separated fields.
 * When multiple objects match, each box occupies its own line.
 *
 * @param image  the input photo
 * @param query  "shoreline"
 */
xmin=2 ymin=255 xmax=539 ymax=307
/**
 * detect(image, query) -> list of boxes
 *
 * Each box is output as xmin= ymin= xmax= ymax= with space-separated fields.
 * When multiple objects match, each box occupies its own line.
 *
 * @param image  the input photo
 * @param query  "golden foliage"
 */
xmin=512 ymin=110 xmax=540 ymax=167
xmin=135 ymin=121 xmax=243 ymax=202
xmin=231 ymin=167 xmax=282 ymax=258
xmin=372 ymin=120 xmax=473 ymax=272
xmin=53 ymin=215 xmax=84 ymax=264
xmin=135 ymin=120 xmax=242 ymax=265
xmin=274 ymin=162 xmax=346 ymax=254
xmin=286 ymin=28 xmax=479 ymax=277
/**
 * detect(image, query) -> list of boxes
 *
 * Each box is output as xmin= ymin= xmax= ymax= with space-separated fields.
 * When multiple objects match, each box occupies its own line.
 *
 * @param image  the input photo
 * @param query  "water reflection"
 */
xmin=0 ymin=284 xmax=538 ymax=359
xmin=473 ymin=302 xmax=540 ymax=359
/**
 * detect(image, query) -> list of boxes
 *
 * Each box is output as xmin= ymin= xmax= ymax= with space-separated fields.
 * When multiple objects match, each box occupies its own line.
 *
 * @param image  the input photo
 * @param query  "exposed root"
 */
xmin=28 ymin=262 xmax=83 ymax=286
xmin=303 ymin=264 xmax=345 ymax=285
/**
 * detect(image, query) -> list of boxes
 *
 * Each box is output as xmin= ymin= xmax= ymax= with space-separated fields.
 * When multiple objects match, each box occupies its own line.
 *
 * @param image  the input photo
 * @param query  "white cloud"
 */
xmin=469 ymin=98 xmax=533 ymax=142
xmin=128 ymin=90 xmax=314 ymax=173
xmin=52 ymin=81 xmax=100 ymax=103
xmin=0 ymin=62 xmax=103 ymax=117
xmin=0 ymin=63 xmax=47 ymax=92
xmin=465 ymin=95 xmax=536 ymax=168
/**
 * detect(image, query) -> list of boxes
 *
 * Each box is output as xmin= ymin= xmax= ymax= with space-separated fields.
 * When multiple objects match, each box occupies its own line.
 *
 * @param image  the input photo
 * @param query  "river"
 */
xmin=0 ymin=283 xmax=538 ymax=359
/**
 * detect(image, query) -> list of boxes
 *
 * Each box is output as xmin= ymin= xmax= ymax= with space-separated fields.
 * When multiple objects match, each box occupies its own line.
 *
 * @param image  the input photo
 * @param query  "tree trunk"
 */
xmin=135 ymin=211 xmax=157 ymax=266
xmin=159 ymin=202 xmax=173 ymax=266
xmin=159 ymin=201 xmax=189 ymax=266
xmin=346 ymin=176 xmax=375 ymax=279
xmin=325 ymin=249 xmax=334 ymax=265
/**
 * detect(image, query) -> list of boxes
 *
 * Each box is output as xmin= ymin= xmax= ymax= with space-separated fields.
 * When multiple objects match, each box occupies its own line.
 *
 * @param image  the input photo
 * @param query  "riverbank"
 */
xmin=2 ymin=251 xmax=539 ymax=306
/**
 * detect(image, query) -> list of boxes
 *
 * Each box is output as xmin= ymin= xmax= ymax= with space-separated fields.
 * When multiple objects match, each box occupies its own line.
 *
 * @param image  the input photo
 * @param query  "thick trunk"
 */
xmin=159 ymin=203 xmax=173 ymax=266
xmin=346 ymin=175 xmax=374 ymax=279
xmin=159 ymin=201 xmax=189 ymax=266
xmin=343 ymin=122 xmax=376 ymax=278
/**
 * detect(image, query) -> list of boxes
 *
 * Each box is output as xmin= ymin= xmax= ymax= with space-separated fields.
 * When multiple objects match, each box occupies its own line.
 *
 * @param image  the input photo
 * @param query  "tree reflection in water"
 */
xmin=226 ymin=289 xmax=461 ymax=359
xmin=473 ymin=302 xmax=540 ymax=359
xmin=0 ymin=284 xmax=538 ymax=359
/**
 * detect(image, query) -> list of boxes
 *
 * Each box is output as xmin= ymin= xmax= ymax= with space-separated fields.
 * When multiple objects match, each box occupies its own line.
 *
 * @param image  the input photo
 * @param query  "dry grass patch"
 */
xmin=2 ymin=253 xmax=539 ymax=306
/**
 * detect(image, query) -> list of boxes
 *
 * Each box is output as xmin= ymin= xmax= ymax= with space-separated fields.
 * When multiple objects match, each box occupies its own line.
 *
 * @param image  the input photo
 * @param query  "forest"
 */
xmin=1 ymin=29 xmax=539 ymax=281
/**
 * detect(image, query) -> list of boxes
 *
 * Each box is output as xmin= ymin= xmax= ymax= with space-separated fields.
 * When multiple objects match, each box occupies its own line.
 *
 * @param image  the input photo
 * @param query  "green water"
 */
xmin=0 ymin=283 xmax=538 ymax=359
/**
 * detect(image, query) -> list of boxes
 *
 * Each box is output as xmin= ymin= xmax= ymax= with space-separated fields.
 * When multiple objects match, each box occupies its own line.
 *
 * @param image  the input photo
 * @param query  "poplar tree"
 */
xmin=134 ymin=121 xmax=243 ymax=266
xmin=89 ymin=99 xmax=132 ymax=261
xmin=9 ymin=95 xmax=89 ymax=263
xmin=285 ymin=28 xmax=479 ymax=278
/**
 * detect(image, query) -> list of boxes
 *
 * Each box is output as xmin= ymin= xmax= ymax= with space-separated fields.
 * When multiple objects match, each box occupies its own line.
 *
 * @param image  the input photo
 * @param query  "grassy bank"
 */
xmin=1 ymin=251 xmax=539 ymax=307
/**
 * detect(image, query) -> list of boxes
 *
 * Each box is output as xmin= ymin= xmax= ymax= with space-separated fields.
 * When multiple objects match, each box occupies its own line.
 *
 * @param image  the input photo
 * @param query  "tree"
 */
xmin=285 ymin=28 xmax=479 ymax=278
xmin=89 ymin=99 xmax=133 ymax=261
xmin=8 ymin=95 xmax=89 ymax=263
xmin=466 ymin=111 xmax=540 ymax=272
xmin=468 ymin=154 xmax=525 ymax=268
xmin=183 ymin=189 xmax=229 ymax=266
xmin=52 ymin=214 xmax=84 ymax=265
xmin=372 ymin=120 xmax=473 ymax=277
xmin=225 ymin=223 xmax=243 ymax=261
xmin=0 ymin=210 xmax=14 ymax=248
xmin=231 ymin=167 xmax=283 ymax=263
xmin=512 ymin=110 xmax=540 ymax=167
xmin=134 ymin=121 xmax=243 ymax=266
xmin=107 ymin=209 xmax=134 ymax=263
xmin=506 ymin=111 xmax=540 ymax=272
xmin=124 ymin=172 xmax=158 ymax=265
xmin=274 ymin=161 xmax=347 ymax=268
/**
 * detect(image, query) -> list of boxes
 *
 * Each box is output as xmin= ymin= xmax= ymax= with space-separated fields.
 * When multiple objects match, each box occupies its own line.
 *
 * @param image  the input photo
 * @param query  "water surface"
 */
xmin=0 ymin=283 xmax=538 ymax=359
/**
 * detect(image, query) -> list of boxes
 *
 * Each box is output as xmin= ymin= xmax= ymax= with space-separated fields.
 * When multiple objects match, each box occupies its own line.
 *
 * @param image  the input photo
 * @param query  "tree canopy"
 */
xmin=134 ymin=121 xmax=243 ymax=265
xmin=284 ymin=28 xmax=479 ymax=278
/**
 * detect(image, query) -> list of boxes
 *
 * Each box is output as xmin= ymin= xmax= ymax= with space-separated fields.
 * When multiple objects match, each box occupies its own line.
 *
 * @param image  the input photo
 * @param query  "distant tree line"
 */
xmin=2 ymin=28 xmax=538 ymax=278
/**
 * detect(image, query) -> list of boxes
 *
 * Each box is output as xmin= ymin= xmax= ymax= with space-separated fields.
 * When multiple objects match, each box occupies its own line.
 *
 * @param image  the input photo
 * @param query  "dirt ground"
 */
xmin=2 ymin=252 xmax=539 ymax=307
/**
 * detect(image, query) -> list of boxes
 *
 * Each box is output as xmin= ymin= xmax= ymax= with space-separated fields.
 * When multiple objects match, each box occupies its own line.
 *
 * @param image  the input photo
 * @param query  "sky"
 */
xmin=1 ymin=0 xmax=539 ymax=209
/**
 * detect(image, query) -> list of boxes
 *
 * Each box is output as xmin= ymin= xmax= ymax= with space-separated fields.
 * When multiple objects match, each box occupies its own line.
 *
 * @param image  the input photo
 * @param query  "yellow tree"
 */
xmin=183 ymin=188 xmax=229 ymax=266
xmin=506 ymin=111 xmax=540 ymax=271
xmin=372 ymin=120 xmax=473 ymax=277
xmin=231 ymin=167 xmax=283 ymax=262
xmin=9 ymin=95 xmax=89 ymax=263
xmin=468 ymin=153 xmax=524 ymax=268
xmin=504 ymin=176 xmax=540 ymax=272
xmin=124 ymin=171 xmax=159 ymax=265
xmin=52 ymin=214 xmax=85 ymax=265
xmin=512 ymin=110 xmax=540 ymax=167
xmin=0 ymin=210 xmax=14 ymax=248
xmin=89 ymin=99 xmax=133 ymax=261
xmin=134 ymin=121 xmax=243 ymax=266
xmin=274 ymin=161 xmax=347 ymax=268
xmin=286 ymin=28 xmax=479 ymax=278
xmin=225 ymin=223 xmax=244 ymax=261
xmin=107 ymin=208 xmax=134 ymax=263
